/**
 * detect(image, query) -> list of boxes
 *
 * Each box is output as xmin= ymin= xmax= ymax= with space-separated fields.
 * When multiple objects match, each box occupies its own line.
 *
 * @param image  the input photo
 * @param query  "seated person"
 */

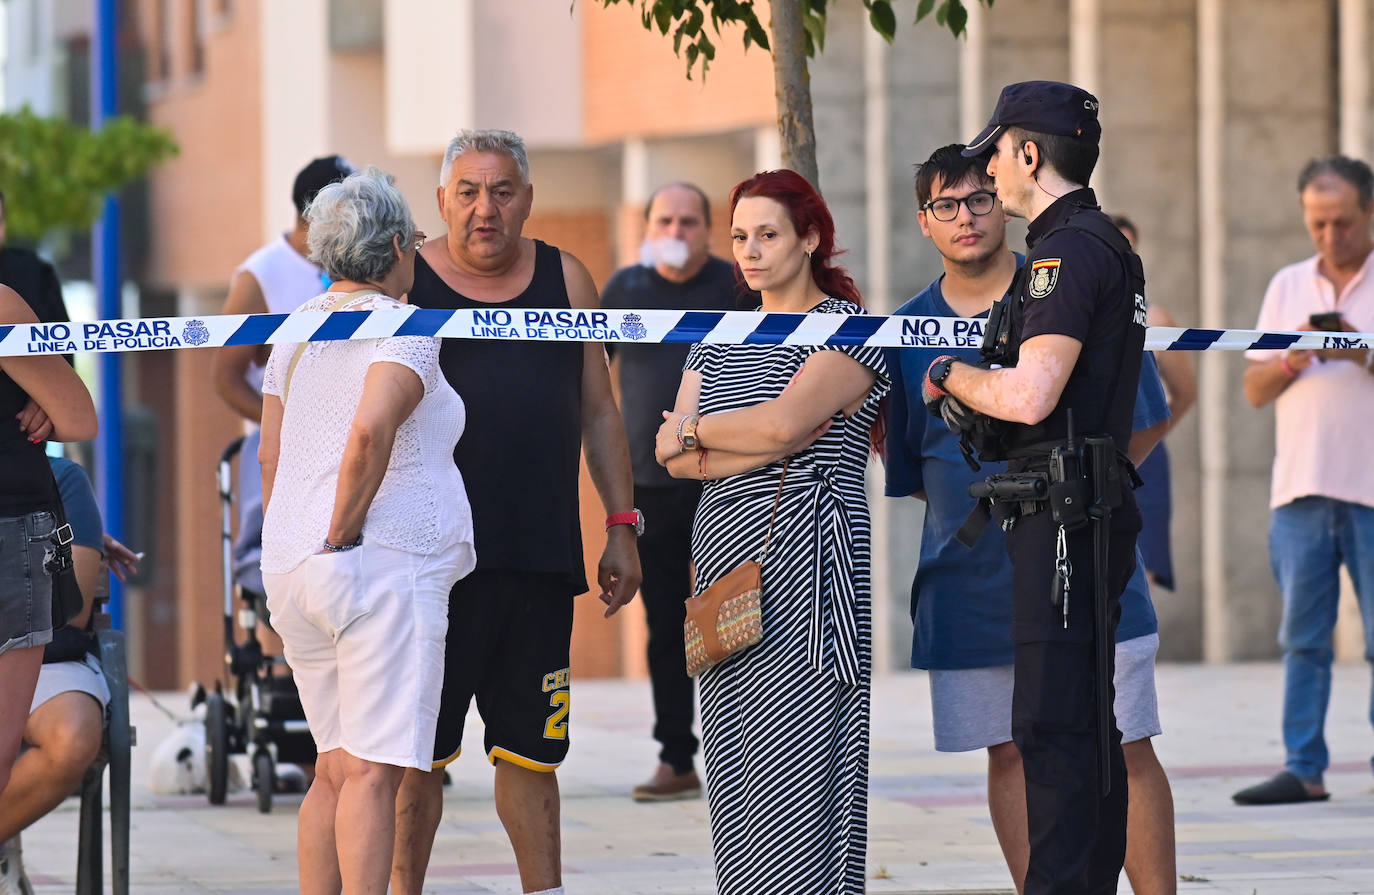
xmin=0 ymin=457 xmax=139 ymax=891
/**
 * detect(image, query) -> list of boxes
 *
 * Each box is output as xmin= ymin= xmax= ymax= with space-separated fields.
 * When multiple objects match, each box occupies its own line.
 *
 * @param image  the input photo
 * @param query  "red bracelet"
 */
xmin=698 ymin=448 xmax=709 ymax=479
xmin=1280 ymin=355 xmax=1298 ymax=377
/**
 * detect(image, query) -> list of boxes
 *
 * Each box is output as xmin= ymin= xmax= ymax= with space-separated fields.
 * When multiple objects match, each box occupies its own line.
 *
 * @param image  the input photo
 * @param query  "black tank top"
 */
xmin=410 ymin=240 xmax=586 ymax=593
xmin=0 ymin=368 xmax=55 ymax=518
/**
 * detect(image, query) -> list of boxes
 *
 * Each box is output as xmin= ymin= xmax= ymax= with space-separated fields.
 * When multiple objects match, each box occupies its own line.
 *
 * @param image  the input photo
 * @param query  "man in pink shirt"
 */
xmin=1235 ymin=155 xmax=1374 ymax=805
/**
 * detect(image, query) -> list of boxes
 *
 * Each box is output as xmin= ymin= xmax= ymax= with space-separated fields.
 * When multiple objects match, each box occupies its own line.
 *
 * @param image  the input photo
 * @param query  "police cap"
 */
xmin=962 ymin=80 xmax=1101 ymax=158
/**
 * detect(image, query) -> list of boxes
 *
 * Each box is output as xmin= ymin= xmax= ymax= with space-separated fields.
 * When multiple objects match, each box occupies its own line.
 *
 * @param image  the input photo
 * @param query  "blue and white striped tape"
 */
xmin=1 ymin=307 xmax=1369 ymax=356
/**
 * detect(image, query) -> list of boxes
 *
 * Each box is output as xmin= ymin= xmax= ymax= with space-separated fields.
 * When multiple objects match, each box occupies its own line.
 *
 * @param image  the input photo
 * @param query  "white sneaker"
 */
xmin=0 ymin=836 xmax=33 ymax=895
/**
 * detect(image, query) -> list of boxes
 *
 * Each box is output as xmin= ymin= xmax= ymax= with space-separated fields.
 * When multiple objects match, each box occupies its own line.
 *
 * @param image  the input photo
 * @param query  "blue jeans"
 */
xmin=1270 ymin=497 xmax=1374 ymax=783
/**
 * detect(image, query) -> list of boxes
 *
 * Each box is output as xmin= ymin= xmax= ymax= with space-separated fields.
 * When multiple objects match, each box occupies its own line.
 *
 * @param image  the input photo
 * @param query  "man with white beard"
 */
xmin=601 ymin=182 xmax=738 ymax=801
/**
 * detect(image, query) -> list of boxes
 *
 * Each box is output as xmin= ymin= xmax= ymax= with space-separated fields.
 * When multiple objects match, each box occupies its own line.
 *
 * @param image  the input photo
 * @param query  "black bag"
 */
xmin=42 ymin=467 xmax=83 ymax=631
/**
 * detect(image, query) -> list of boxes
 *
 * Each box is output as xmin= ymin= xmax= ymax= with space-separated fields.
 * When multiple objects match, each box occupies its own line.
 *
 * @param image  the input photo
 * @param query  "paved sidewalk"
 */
xmin=20 ymin=662 xmax=1374 ymax=894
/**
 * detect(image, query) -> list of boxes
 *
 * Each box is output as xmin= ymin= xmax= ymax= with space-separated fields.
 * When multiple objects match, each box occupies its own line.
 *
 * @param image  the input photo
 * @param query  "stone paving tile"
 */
xmin=19 ymin=662 xmax=1374 ymax=893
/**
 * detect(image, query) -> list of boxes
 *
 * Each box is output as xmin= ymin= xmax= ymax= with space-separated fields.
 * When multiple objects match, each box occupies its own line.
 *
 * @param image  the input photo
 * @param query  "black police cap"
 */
xmin=292 ymin=155 xmax=357 ymax=213
xmin=962 ymin=80 xmax=1102 ymax=158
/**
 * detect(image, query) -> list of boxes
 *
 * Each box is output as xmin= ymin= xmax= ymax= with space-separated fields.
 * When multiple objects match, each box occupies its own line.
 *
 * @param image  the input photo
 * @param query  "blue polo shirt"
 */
xmin=883 ymin=267 xmax=1169 ymax=670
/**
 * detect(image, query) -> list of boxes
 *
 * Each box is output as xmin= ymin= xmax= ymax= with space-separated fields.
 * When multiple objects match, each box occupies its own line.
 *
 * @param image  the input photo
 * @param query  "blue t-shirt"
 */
xmin=883 ymin=266 xmax=1169 ymax=670
xmin=50 ymin=457 xmax=104 ymax=551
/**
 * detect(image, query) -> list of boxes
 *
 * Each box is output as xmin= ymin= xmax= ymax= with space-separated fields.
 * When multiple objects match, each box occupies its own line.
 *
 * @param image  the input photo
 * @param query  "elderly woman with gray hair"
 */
xmin=259 ymin=167 xmax=474 ymax=895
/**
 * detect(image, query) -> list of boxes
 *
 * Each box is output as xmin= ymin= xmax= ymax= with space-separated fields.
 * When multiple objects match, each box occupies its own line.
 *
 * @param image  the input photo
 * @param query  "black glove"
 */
xmin=938 ymin=395 xmax=976 ymax=434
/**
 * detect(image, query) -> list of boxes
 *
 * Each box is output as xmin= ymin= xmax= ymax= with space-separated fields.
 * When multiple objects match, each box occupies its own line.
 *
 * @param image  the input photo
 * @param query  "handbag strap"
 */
xmin=281 ymin=290 xmax=378 ymax=402
xmin=756 ymin=458 xmax=790 ymax=564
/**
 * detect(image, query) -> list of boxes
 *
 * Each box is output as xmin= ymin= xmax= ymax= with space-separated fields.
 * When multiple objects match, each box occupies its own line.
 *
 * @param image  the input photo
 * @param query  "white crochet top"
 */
xmin=259 ymin=291 xmax=475 ymax=576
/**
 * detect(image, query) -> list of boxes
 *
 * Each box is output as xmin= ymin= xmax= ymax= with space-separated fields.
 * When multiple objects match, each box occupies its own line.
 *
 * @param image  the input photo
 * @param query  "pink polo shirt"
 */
xmin=1247 ymin=251 xmax=1374 ymax=510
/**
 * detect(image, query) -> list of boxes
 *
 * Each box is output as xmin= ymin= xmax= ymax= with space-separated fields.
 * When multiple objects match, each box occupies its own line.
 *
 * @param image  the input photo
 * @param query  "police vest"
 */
xmin=971 ymin=206 xmax=1147 ymax=462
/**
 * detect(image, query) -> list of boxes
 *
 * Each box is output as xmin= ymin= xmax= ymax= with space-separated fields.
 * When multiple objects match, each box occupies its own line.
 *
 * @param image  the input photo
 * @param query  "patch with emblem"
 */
xmin=1028 ymin=258 xmax=1061 ymax=298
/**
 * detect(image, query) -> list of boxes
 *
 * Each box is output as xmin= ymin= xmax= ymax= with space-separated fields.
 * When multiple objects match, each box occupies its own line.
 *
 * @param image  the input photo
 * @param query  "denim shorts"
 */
xmin=0 ymin=509 xmax=59 ymax=657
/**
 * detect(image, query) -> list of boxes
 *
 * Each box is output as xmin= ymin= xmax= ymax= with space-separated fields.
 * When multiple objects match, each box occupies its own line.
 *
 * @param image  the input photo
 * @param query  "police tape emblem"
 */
xmin=181 ymin=319 xmax=211 ymax=346
xmin=620 ymin=313 xmax=648 ymax=341
xmin=1028 ymin=258 xmax=1061 ymax=299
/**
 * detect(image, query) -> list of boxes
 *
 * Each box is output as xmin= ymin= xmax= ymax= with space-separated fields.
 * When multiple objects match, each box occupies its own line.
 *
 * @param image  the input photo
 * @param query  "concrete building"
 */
xmin=3 ymin=0 xmax=1367 ymax=689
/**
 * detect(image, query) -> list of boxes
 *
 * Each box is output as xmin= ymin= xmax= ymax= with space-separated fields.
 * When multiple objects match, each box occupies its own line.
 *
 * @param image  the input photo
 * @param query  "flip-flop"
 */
xmin=1232 ymin=771 xmax=1330 ymax=805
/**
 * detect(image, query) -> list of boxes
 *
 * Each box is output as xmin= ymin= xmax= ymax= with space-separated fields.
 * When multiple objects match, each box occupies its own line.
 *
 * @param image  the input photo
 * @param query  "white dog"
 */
xmin=146 ymin=699 xmax=245 ymax=796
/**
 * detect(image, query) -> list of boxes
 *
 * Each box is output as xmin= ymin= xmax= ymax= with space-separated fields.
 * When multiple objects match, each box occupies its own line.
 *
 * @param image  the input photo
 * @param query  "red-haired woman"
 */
xmin=655 ymin=170 xmax=889 ymax=895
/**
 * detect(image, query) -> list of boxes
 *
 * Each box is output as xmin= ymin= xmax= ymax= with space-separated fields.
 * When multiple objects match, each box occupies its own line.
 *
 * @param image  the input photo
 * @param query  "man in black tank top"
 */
xmin=925 ymin=83 xmax=1147 ymax=895
xmin=392 ymin=129 xmax=641 ymax=895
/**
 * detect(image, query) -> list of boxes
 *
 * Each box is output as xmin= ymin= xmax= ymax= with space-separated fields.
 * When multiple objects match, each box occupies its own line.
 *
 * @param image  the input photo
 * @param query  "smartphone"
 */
xmin=1309 ymin=312 xmax=1344 ymax=331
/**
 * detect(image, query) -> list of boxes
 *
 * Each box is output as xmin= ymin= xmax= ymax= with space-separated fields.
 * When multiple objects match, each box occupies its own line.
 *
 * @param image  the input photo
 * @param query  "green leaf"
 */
xmin=745 ymin=16 xmax=770 ymax=52
xmin=935 ymin=1 xmax=948 ymax=26
xmin=915 ymin=0 xmax=936 ymax=21
xmin=802 ymin=9 xmax=827 ymax=54
xmin=947 ymin=0 xmax=968 ymax=35
xmin=869 ymin=0 xmax=896 ymax=42
xmin=652 ymin=0 xmax=672 ymax=34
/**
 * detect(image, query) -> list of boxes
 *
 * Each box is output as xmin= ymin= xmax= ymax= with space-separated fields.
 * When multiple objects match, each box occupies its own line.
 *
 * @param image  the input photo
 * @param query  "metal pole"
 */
xmin=92 ymin=0 xmax=124 ymax=629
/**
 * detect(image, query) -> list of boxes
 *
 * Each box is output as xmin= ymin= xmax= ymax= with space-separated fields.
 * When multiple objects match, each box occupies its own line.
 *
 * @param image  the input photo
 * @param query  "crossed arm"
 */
xmin=656 ymin=350 xmax=877 ymax=480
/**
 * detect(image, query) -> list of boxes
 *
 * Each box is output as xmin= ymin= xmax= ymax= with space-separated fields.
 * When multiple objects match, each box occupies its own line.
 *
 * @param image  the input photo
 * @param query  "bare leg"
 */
xmin=0 ymin=646 xmax=42 ymax=796
xmin=333 ymin=753 xmax=405 ymax=895
xmin=0 ymin=692 xmax=103 ymax=840
xmin=986 ymin=741 xmax=1028 ymax=895
xmin=391 ymin=766 xmax=446 ymax=895
xmin=494 ymin=759 xmax=561 ymax=893
xmin=1122 ymin=737 xmax=1177 ymax=895
xmin=297 ymin=750 xmax=343 ymax=895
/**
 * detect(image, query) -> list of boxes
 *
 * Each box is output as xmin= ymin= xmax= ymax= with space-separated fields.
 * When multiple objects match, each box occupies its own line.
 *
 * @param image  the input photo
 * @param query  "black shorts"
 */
xmin=432 ymin=570 xmax=576 ymax=771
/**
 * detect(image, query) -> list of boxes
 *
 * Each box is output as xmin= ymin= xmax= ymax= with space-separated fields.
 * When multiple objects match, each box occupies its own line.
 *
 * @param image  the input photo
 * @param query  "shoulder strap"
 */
xmin=282 ymin=290 xmax=378 ymax=402
xmin=756 ymin=459 xmax=791 ymax=564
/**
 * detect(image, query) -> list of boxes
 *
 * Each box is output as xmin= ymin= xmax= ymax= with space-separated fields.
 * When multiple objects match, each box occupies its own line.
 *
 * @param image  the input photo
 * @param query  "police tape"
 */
xmin=2 ymin=307 xmax=1371 ymax=356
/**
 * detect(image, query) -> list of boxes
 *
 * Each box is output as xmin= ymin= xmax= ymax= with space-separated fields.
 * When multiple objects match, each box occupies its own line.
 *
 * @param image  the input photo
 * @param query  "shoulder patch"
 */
xmin=1028 ymin=258 xmax=1061 ymax=299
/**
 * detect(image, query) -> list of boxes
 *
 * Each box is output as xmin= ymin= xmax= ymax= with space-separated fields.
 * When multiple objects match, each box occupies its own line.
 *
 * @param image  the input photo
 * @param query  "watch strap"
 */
xmin=606 ymin=511 xmax=641 ymax=531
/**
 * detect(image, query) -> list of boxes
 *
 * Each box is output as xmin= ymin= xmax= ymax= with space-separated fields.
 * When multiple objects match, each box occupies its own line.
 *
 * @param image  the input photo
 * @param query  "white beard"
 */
xmin=639 ymin=237 xmax=691 ymax=270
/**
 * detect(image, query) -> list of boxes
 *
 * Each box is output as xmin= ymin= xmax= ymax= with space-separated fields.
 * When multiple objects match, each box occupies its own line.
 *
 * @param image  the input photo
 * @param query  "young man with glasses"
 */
xmin=884 ymin=143 xmax=1179 ymax=895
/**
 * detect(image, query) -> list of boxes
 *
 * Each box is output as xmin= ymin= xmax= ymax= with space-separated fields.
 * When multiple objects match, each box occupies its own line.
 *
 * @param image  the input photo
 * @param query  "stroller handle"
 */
xmin=220 ymin=436 xmax=247 ymax=467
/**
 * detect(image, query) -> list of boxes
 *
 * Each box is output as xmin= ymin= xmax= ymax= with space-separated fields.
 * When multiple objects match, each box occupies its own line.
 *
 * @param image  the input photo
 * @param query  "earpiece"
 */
xmin=1023 ymin=150 xmax=1032 ymax=166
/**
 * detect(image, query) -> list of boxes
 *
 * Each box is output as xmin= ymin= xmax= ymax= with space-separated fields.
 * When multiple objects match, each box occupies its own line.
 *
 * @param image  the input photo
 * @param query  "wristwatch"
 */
xmin=605 ymin=509 xmax=645 ymax=536
xmin=678 ymin=413 xmax=701 ymax=450
xmin=928 ymin=356 xmax=958 ymax=388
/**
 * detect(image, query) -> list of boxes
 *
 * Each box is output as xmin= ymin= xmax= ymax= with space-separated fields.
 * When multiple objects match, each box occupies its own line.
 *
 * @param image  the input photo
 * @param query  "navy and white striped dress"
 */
xmin=686 ymin=297 xmax=890 ymax=895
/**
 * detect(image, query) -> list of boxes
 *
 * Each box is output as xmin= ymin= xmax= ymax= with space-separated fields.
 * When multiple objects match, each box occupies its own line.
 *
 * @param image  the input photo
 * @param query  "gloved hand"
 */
xmin=923 ymin=355 xmax=959 ymax=417
xmin=938 ymin=394 xmax=976 ymax=434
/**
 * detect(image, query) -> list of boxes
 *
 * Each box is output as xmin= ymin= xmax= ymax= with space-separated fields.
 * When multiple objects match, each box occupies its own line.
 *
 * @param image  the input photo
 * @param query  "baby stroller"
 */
xmin=199 ymin=435 xmax=315 ymax=813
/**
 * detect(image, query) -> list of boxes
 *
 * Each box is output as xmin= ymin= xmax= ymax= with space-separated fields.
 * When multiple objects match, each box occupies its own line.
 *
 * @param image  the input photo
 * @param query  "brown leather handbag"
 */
xmin=683 ymin=460 xmax=788 ymax=678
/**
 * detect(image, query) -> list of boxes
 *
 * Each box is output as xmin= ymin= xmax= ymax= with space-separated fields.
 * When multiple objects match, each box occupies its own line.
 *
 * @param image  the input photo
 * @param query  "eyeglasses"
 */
xmin=922 ymin=190 xmax=997 ymax=222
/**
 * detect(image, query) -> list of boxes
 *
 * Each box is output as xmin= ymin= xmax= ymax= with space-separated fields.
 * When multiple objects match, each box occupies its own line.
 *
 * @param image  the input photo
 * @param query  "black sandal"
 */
xmin=1232 ymin=771 xmax=1330 ymax=805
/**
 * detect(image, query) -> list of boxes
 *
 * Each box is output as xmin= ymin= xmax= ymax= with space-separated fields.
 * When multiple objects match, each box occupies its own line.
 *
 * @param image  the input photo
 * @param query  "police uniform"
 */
xmin=955 ymin=82 xmax=1147 ymax=895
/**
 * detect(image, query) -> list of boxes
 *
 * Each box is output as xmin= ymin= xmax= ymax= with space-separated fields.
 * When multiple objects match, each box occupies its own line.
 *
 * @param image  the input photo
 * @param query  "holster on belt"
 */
xmin=956 ymin=473 xmax=1048 ymax=547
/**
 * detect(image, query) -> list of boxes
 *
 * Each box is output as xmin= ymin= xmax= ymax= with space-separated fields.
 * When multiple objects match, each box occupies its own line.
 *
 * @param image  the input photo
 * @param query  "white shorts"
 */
xmin=31 ymin=653 xmax=111 ymax=713
xmin=262 ymin=541 xmax=466 ymax=770
xmin=929 ymin=633 xmax=1162 ymax=752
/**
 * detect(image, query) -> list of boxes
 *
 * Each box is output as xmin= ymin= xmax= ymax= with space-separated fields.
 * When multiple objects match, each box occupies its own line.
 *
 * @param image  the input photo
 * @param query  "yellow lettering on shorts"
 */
xmin=543 ymin=690 xmax=570 ymax=740
xmin=541 ymin=667 xmax=571 ymax=693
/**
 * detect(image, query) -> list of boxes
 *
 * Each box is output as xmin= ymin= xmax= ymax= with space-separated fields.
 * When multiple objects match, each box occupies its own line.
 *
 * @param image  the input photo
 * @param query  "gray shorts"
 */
xmin=929 ymin=633 xmax=1162 ymax=752
xmin=32 ymin=654 xmax=111 ymax=713
xmin=0 ymin=510 xmax=59 ymax=657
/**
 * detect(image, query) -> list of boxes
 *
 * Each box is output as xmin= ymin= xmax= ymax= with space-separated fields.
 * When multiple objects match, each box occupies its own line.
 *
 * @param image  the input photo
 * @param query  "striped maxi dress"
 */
xmin=685 ymin=297 xmax=890 ymax=895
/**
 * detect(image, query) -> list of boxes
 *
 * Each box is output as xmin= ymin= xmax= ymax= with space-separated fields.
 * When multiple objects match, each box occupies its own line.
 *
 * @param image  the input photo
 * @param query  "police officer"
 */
xmin=922 ymin=81 xmax=1147 ymax=894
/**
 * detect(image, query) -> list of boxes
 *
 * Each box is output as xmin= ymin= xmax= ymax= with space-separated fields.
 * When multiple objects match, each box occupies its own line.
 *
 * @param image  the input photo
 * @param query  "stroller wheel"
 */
xmin=205 ymin=693 xmax=230 ymax=805
xmin=254 ymin=751 xmax=274 ymax=814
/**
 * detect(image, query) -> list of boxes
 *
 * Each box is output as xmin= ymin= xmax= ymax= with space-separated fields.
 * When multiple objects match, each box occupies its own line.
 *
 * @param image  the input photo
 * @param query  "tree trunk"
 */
xmin=767 ymin=0 xmax=820 ymax=191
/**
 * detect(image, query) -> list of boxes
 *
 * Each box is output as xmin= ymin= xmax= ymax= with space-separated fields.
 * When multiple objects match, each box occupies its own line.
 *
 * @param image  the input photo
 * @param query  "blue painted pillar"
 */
xmin=92 ymin=0 xmax=125 ymax=628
